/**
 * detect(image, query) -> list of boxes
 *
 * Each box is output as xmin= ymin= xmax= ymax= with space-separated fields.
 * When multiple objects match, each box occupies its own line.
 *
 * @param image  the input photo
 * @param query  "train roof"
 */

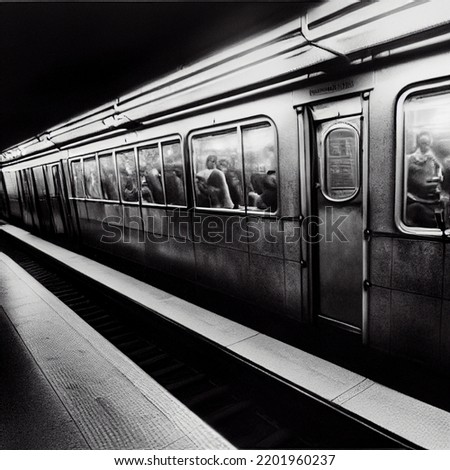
xmin=2 ymin=0 xmax=450 ymax=164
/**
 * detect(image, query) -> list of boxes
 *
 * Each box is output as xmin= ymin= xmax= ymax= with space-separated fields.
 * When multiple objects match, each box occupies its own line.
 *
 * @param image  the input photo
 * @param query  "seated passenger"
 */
xmin=441 ymin=156 xmax=450 ymax=194
xmin=195 ymin=155 xmax=233 ymax=208
xmin=248 ymin=171 xmax=277 ymax=212
xmin=250 ymin=173 xmax=265 ymax=195
xmin=101 ymin=168 xmax=118 ymax=200
xmin=440 ymin=156 xmax=450 ymax=226
xmin=122 ymin=176 xmax=138 ymax=202
xmin=207 ymin=169 xmax=234 ymax=209
xmin=197 ymin=155 xmax=218 ymax=180
xmin=195 ymin=171 xmax=233 ymax=209
xmin=141 ymin=180 xmax=154 ymax=203
xmin=144 ymin=168 xmax=164 ymax=204
xmin=196 ymin=175 xmax=212 ymax=207
xmin=164 ymin=158 xmax=185 ymax=205
xmin=218 ymin=159 xmax=243 ymax=209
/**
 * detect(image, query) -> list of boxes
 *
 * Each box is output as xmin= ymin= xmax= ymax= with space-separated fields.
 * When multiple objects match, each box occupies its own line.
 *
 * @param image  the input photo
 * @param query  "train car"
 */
xmin=2 ymin=1 xmax=450 ymax=374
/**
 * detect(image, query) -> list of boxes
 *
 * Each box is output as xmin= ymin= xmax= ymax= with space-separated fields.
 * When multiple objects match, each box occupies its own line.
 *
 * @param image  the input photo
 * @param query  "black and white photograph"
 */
xmin=1 ymin=0 xmax=450 ymax=464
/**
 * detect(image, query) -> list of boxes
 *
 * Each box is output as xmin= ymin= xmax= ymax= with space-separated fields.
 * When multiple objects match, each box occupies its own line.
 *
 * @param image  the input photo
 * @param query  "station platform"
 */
xmin=1 ymin=224 xmax=450 ymax=449
xmin=0 ymin=250 xmax=233 ymax=450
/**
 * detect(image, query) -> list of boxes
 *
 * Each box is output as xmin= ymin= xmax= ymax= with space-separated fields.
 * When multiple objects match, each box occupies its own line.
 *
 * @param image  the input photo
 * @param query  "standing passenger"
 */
xmin=406 ymin=131 xmax=443 ymax=227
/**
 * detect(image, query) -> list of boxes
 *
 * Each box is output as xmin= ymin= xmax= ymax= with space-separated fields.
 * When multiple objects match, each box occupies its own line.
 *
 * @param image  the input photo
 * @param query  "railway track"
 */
xmin=0 ymin=235 xmax=416 ymax=450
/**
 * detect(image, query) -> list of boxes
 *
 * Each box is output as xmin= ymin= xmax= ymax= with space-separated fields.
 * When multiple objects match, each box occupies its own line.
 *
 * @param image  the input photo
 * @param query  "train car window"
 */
xmin=27 ymin=170 xmax=38 ymax=203
xmin=45 ymin=165 xmax=56 ymax=197
xmin=162 ymin=141 xmax=186 ymax=206
xmin=4 ymin=172 xmax=16 ymax=200
xmin=33 ymin=167 xmax=46 ymax=198
xmin=0 ymin=173 xmax=7 ymax=218
xmin=71 ymin=160 xmax=84 ymax=198
xmin=52 ymin=166 xmax=63 ymax=197
xmin=401 ymin=90 xmax=450 ymax=230
xmin=16 ymin=172 xmax=24 ymax=208
xmin=11 ymin=172 xmax=19 ymax=199
xmin=192 ymin=130 xmax=241 ymax=209
xmin=243 ymin=124 xmax=277 ymax=213
xmin=117 ymin=149 xmax=138 ymax=203
xmin=21 ymin=171 xmax=33 ymax=216
xmin=99 ymin=154 xmax=119 ymax=201
xmin=138 ymin=144 xmax=165 ymax=205
xmin=3 ymin=171 xmax=20 ymax=219
xmin=83 ymin=157 xmax=102 ymax=199
xmin=323 ymin=125 xmax=359 ymax=201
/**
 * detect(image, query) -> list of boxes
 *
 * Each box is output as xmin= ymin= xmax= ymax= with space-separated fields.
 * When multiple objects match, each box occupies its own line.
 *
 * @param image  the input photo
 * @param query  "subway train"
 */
xmin=1 ymin=1 xmax=450 ymax=374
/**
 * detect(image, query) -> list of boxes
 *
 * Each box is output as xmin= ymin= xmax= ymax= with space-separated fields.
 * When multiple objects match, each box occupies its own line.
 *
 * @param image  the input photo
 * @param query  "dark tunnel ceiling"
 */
xmin=0 ymin=2 xmax=309 ymax=151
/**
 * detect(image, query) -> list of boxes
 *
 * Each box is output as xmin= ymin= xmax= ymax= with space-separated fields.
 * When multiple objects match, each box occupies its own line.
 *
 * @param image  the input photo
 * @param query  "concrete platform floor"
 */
xmin=0 ymin=252 xmax=233 ymax=450
xmin=0 ymin=306 xmax=89 ymax=449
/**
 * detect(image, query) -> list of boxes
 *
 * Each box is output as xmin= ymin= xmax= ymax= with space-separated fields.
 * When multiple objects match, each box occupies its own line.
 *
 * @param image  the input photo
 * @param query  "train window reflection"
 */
xmin=403 ymin=91 xmax=450 ymax=229
xmin=4 ymin=172 xmax=18 ymax=200
xmin=192 ymin=131 xmax=242 ymax=209
xmin=45 ymin=166 xmax=56 ymax=197
xmin=243 ymin=124 xmax=277 ymax=213
xmin=83 ymin=157 xmax=102 ymax=199
xmin=323 ymin=126 xmax=359 ymax=201
xmin=138 ymin=145 xmax=165 ymax=204
xmin=22 ymin=170 xmax=32 ymax=201
xmin=33 ymin=167 xmax=46 ymax=198
xmin=99 ymin=154 xmax=119 ymax=201
xmin=71 ymin=160 xmax=84 ymax=198
xmin=52 ymin=166 xmax=62 ymax=197
xmin=117 ymin=149 xmax=138 ymax=203
xmin=162 ymin=141 xmax=186 ymax=206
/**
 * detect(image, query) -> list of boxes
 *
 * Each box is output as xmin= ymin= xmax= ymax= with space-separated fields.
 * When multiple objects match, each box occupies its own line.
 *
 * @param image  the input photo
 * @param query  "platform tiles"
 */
xmin=2 ymin=224 xmax=450 ymax=449
xmin=0 ymin=252 xmax=234 ymax=450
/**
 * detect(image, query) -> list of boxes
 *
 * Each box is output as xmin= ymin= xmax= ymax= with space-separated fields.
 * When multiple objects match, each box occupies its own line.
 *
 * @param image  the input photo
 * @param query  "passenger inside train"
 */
xmin=193 ymin=131 xmax=278 ymax=212
xmin=248 ymin=171 xmax=278 ymax=213
xmin=217 ymin=158 xmax=244 ymax=209
xmin=118 ymin=151 xmax=139 ymax=202
xmin=138 ymin=145 xmax=164 ymax=205
xmin=141 ymin=180 xmax=153 ymax=203
xmin=246 ymin=145 xmax=278 ymax=212
xmin=196 ymin=155 xmax=234 ymax=209
xmin=406 ymin=131 xmax=445 ymax=228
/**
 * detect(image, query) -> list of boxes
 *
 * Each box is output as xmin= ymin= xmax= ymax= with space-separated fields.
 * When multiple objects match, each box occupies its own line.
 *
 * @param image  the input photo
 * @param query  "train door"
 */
xmin=302 ymin=94 xmax=368 ymax=335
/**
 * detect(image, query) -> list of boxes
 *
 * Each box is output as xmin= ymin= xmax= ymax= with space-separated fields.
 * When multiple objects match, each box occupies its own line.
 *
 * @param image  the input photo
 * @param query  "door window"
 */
xmin=323 ymin=125 xmax=359 ymax=201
